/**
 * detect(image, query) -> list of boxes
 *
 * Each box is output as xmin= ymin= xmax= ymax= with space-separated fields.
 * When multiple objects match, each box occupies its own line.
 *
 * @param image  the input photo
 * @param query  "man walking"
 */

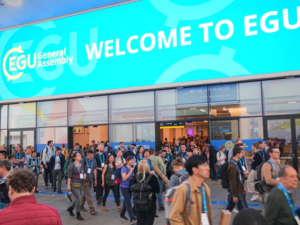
xmin=50 ymin=147 xmax=65 ymax=194
xmin=42 ymin=140 xmax=55 ymax=190
xmin=13 ymin=144 xmax=25 ymax=168
xmin=262 ymin=140 xmax=272 ymax=161
xmin=80 ymin=150 xmax=98 ymax=215
xmin=226 ymin=146 xmax=248 ymax=212
xmin=265 ymin=165 xmax=299 ymax=225
xmin=173 ymin=139 xmax=181 ymax=155
xmin=27 ymin=151 xmax=41 ymax=193
xmin=176 ymin=144 xmax=188 ymax=162
xmin=94 ymin=145 xmax=107 ymax=205
xmin=169 ymin=155 xmax=213 ymax=225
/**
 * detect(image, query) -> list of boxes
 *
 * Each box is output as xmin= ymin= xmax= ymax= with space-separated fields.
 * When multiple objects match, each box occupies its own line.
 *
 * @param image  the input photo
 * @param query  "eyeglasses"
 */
xmin=273 ymin=151 xmax=280 ymax=154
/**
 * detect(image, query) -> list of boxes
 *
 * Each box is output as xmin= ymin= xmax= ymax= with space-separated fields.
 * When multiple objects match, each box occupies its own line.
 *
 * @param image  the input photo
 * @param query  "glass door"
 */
xmin=8 ymin=130 xmax=35 ymax=154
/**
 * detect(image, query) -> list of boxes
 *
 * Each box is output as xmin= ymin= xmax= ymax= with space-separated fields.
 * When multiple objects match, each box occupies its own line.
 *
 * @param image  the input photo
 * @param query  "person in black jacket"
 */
xmin=0 ymin=160 xmax=11 ymax=209
xmin=94 ymin=145 xmax=107 ymax=205
xmin=132 ymin=160 xmax=159 ymax=225
xmin=49 ymin=147 xmax=65 ymax=193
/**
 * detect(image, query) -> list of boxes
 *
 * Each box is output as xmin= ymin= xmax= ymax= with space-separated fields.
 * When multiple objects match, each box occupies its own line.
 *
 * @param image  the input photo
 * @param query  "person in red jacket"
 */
xmin=0 ymin=168 xmax=62 ymax=225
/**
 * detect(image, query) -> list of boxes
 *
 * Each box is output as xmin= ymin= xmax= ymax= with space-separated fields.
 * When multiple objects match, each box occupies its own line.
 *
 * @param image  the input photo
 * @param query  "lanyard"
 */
xmin=239 ymin=157 xmax=245 ymax=166
xmin=201 ymin=186 xmax=207 ymax=213
xmin=116 ymin=157 xmax=122 ymax=164
xmin=262 ymin=149 xmax=265 ymax=157
xmin=138 ymin=155 xmax=143 ymax=161
xmin=269 ymin=159 xmax=278 ymax=178
xmin=231 ymin=160 xmax=242 ymax=182
xmin=147 ymin=159 xmax=152 ymax=171
xmin=16 ymin=152 xmax=21 ymax=159
xmin=48 ymin=147 xmax=53 ymax=156
xmin=181 ymin=152 xmax=187 ymax=158
xmin=109 ymin=164 xmax=114 ymax=174
xmin=75 ymin=162 xmax=82 ymax=179
xmin=55 ymin=155 xmax=60 ymax=164
xmin=98 ymin=153 xmax=104 ymax=163
xmin=167 ymin=154 xmax=170 ymax=162
xmin=278 ymin=183 xmax=296 ymax=216
xmin=85 ymin=157 xmax=93 ymax=169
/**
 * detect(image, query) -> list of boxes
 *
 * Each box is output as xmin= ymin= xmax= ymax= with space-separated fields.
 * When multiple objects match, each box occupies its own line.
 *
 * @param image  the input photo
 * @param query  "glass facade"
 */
xmin=0 ymin=105 xmax=7 ymax=129
xmin=36 ymin=127 xmax=68 ymax=152
xmin=9 ymin=103 xmax=36 ymax=128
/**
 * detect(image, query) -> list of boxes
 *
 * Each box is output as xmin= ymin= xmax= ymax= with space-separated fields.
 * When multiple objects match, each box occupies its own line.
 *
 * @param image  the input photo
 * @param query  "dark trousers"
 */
xmin=120 ymin=188 xmax=135 ymax=220
xmin=44 ymin=162 xmax=53 ymax=185
xmin=33 ymin=171 xmax=39 ymax=190
xmin=226 ymin=193 xmax=248 ymax=211
xmin=96 ymin=172 xmax=103 ymax=200
xmin=166 ymin=171 xmax=172 ymax=180
xmin=103 ymin=183 xmax=120 ymax=207
xmin=209 ymin=160 xmax=216 ymax=179
xmin=52 ymin=169 xmax=62 ymax=191
xmin=136 ymin=200 xmax=156 ymax=225
xmin=116 ymin=185 xmax=120 ymax=199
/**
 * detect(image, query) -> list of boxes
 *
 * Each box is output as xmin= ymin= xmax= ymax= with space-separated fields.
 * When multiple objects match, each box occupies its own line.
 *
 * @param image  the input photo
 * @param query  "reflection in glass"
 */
xmin=9 ymin=131 xmax=21 ymax=154
xmin=296 ymin=119 xmax=300 ymax=175
xmin=267 ymin=119 xmax=292 ymax=167
xmin=109 ymin=124 xmax=133 ymax=142
xmin=211 ymin=120 xmax=239 ymax=140
xmin=37 ymin=100 xmax=67 ymax=127
xmin=263 ymin=78 xmax=300 ymax=115
xmin=0 ymin=130 xmax=7 ymax=151
xmin=37 ymin=127 xmax=67 ymax=153
xmin=69 ymin=96 xmax=108 ymax=125
xmin=209 ymin=82 xmax=262 ymax=118
xmin=156 ymin=88 xmax=208 ymax=121
xmin=240 ymin=117 xmax=263 ymax=139
xmin=9 ymin=103 xmax=36 ymax=128
xmin=136 ymin=123 xmax=155 ymax=142
xmin=0 ymin=105 xmax=8 ymax=129
xmin=22 ymin=131 xmax=35 ymax=151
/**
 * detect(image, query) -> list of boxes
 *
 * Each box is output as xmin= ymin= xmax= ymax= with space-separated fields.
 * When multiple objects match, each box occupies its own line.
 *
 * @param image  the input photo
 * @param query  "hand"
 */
xmin=150 ymin=171 xmax=155 ymax=175
xmin=83 ymin=174 xmax=87 ymax=180
xmin=94 ymin=181 xmax=97 ymax=187
xmin=45 ymin=164 xmax=48 ymax=169
xmin=243 ymin=170 xmax=249 ymax=175
xmin=130 ymin=167 xmax=134 ymax=173
xmin=243 ymin=188 xmax=248 ymax=195
xmin=102 ymin=182 xmax=104 ymax=187
xmin=67 ymin=185 xmax=71 ymax=192
xmin=233 ymin=197 xmax=238 ymax=204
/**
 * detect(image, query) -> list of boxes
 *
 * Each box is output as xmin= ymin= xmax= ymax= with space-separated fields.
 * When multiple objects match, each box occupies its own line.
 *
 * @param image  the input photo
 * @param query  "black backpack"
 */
xmin=130 ymin=173 xmax=153 ymax=212
xmin=220 ymin=162 xmax=232 ymax=189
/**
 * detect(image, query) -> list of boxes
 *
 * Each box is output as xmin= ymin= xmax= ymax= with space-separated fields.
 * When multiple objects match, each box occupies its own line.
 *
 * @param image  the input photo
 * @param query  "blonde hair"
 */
xmin=138 ymin=160 xmax=150 ymax=182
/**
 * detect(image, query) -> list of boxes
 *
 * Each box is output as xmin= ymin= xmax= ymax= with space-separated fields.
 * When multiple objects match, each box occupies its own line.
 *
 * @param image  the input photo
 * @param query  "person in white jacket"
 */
xmin=215 ymin=145 xmax=227 ymax=184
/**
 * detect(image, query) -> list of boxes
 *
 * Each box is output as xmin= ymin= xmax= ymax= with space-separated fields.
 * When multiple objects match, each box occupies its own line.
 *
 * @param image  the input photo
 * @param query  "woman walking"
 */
xmin=102 ymin=155 xmax=122 ymax=212
xmin=132 ymin=160 xmax=159 ymax=225
xmin=120 ymin=156 xmax=136 ymax=224
xmin=115 ymin=150 xmax=125 ymax=199
xmin=67 ymin=152 xmax=84 ymax=221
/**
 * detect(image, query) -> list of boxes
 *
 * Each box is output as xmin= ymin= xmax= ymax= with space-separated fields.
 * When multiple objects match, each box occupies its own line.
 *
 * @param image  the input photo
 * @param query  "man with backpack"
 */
xmin=27 ymin=151 xmax=40 ymax=193
xmin=225 ymin=146 xmax=248 ymax=212
xmin=80 ymin=150 xmax=98 ymax=215
xmin=49 ymin=147 xmax=65 ymax=194
xmin=205 ymin=142 xmax=217 ymax=181
xmin=42 ymin=140 xmax=55 ymax=190
xmin=227 ymin=138 xmax=243 ymax=162
xmin=169 ymin=155 xmax=213 ymax=225
xmin=168 ymin=158 xmax=189 ymax=188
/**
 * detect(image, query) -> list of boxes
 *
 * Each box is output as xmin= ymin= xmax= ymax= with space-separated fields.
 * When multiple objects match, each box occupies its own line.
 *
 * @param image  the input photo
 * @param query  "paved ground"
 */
xmin=33 ymin=176 xmax=300 ymax=225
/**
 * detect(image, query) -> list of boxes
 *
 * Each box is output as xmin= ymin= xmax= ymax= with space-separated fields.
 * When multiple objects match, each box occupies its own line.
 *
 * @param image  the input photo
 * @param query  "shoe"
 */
xmin=102 ymin=206 xmax=108 ymax=211
xmin=120 ymin=215 xmax=128 ymax=221
xmin=57 ymin=190 xmax=63 ymax=194
xmin=130 ymin=219 xmax=137 ymax=224
xmin=76 ymin=212 xmax=84 ymax=221
xmin=45 ymin=185 xmax=48 ymax=190
xmin=214 ymin=181 xmax=220 ymax=184
xmin=42 ymin=182 xmax=45 ymax=186
xmin=232 ymin=208 xmax=239 ymax=213
xmin=258 ymin=197 xmax=262 ymax=201
xmin=50 ymin=183 xmax=52 ymax=186
xmin=117 ymin=206 xmax=122 ymax=212
xmin=34 ymin=190 xmax=39 ymax=193
xmin=52 ymin=185 xmax=54 ymax=190
xmin=97 ymin=198 xmax=103 ymax=205
xmin=65 ymin=194 xmax=72 ymax=203
xmin=53 ymin=189 xmax=57 ymax=193
xmin=80 ymin=207 xmax=87 ymax=212
xmin=159 ymin=206 xmax=165 ymax=211
xmin=90 ymin=210 xmax=98 ymax=215
xmin=67 ymin=207 xmax=75 ymax=216
xmin=155 ymin=215 xmax=159 ymax=218
xmin=250 ymin=195 xmax=259 ymax=202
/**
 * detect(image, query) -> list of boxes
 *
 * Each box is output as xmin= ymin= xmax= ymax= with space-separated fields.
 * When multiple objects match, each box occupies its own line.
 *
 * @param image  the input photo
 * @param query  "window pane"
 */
xmin=37 ymin=100 xmax=67 ymax=127
xmin=240 ymin=117 xmax=263 ymax=140
xmin=69 ymin=96 xmax=108 ymax=125
xmin=0 ymin=130 xmax=7 ymax=151
xmin=209 ymin=82 xmax=262 ymax=117
xmin=37 ymin=127 xmax=68 ymax=153
xmin=156 ymin=88 xmax=208 ymax=121
xmin=263 ymin=78 xmax=300 ymax=115
xmin=109 ymin=92 xmax=154 ymax=123
xmin=211 ymin=120 xmax=239 ymax=140
xmin=136 ymin=123 xmax=155 ymax=142
xmin=0 ymin=105 xmax=7 ymax=129
xmin=9 ymin=103 xmax=36 ymax=128
xmin=109 ymin=124 xmax=133 ymax=143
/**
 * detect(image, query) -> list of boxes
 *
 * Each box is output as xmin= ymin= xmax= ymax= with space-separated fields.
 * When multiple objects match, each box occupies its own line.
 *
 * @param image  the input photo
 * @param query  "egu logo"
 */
xmin=225 ymin=141 xmax=234 ymax=150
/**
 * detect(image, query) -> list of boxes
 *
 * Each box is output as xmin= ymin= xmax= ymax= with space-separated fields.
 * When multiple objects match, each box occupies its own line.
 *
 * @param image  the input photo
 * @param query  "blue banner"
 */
xmin=211 ymin=139 xmax=263 ymax=151
xmin=209 ymin=83 xmax=238 ymax=103
xmin=110 ymin=142 xmax=156 ymax=151
xmin=36 ymin=143 xmax=68 ymax=153
xmin=0 ymin=1 xmax=300 ymax=101
xmin=176 ymin=86 xmax=207 ymax=105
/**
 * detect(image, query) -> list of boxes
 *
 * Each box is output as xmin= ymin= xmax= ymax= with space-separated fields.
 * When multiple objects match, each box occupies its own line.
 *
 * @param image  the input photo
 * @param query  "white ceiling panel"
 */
xmin=0 ymin=5 xmax=35 ymax=23
xmin=14 ymin=0 xmax=53 ymax=20
xmin=26 ymin=0 xmax=74 ymax=16
xmin=55 ymin=0 xmax=93 ymax=12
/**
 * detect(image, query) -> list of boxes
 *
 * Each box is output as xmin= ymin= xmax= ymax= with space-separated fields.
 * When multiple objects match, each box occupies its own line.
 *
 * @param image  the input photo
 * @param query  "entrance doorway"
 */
xmin=8 ymin=129 xmax=35 ymax=154
xmin=264 ymin=116 xmax=300 ymax=176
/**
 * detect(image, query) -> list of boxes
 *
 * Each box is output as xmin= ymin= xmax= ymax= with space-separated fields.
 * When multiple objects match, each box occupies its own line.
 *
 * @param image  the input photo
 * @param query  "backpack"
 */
xmin=64 ymin=159 xmax=71 ymax=177
xmin=209 ymin=145 xmax=217 ymax=163
xmin=165 ymin=182 xmax=193 ymax=225
xmin=174 ymin=171 xmax=190 ymax=184
xmin=115 ymin=167 xmax=122 ymax=179
xmin=130 ymin=174 xmax=153 ymax=212
xmin=220 ymin=162 xmax=232 ymax=189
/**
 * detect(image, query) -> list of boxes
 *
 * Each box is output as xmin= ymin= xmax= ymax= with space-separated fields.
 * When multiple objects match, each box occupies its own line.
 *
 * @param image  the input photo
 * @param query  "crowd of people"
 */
xmin=0 ymin=135 xmax=299 ymax=225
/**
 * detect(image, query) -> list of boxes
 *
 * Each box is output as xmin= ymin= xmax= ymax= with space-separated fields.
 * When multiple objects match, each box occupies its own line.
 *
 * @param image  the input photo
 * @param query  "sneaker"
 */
xmin=34 ymin=190 xmax=39 ymax=193
xmin=117 ymin=206 xmax=122 ymax=212
xmin=258 ymin=197 xmax=262 ymax=201
xmin=90 ymin=210 xmax=98 ymax=215
xmin=80 ymin=207 xmax=87 ymax=212
xmin=97 ymin=198 xmax=103 ymax=205
xmin=130 ymin=219 xmax=137 ymax=224
xmin=120 ymin=216 xmax=128 ymax=221
xmin=250 ymin=195 xmax=260 ymax=202
xmin=65 ymin=194 xmax=72 ymax=203
xmin=158 ymin=206 xmax=165 ymax=211
xmin=214 ymin=181 xmax=220 ymax=184
xmin=232 ymin=208 xmax=239 ymax=213
xmin=42 ymin=182 xmax=45 ymax=186
xmin=57 ymin=190 xmax=63 ymax=194
xmin=102 ymin=206 xmax=108 ymax=211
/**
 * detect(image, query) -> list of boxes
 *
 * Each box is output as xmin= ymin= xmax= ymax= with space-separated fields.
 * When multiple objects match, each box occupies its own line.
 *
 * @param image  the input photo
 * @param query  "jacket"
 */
xmin=27 ymin=157 xmax=41 ymax=174
xmin=173 ymin=145 xmax=181 ymax=155
xmin=149 ymin=155 xmax=166 ymax=177
xmin=0 ymin=195 xmax=62 ymax=225
xmin=216 ymin=151 xmax=226 ymax=165
xmin=49 ymin=154 xmax=66 ymax=172
xmin=162 ymin=153 xmax=174 ymax=172
xmin=169 ymin=169 xmax=189 ymax=189
xmin=132 ymin=173 xmax=160 ymax=201
xmin=261 ymin=160 xmax=281 ymax=188
xmin=169 ymin=177 xmax=213 ymax=225
xmin=227 ymin=159 xmax=244 ymax=197
xmin=42 ymin=146 xmax=55 ymax=164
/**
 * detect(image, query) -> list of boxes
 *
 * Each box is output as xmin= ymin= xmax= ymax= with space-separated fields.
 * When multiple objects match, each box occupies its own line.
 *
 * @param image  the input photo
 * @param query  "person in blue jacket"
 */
xmin=49 ymin=147 xmax=66 ymax=194
xmin=27 ymin=151 xmax=41 ymax=193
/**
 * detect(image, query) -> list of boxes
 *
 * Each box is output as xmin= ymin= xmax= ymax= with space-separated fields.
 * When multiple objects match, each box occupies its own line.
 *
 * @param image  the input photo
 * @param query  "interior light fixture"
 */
xmin=190 ymin=108 xmax=196 ymax=110
xmin=204 ymin=121 xmax=208 ymax=122
xmin=200 ymin=109 xmax=206 ymax=112
xmin=288 ymin=101 xmax=296 ymax=104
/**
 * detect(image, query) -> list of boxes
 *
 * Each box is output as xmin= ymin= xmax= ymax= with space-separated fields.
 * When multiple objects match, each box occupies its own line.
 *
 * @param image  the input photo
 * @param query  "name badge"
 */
xmin=295 ymin=216 xmax=300 ymax=225
xmin=201 ymin=213 xmax=210 ymax=225
xmin=101 ymin=163 xmax=104 ymax=168
xmin=242 ymin=166 xmax=246 ymax=172
xmin=111 ymin=174 xmax=115 ymax=180
xmin=80 ymin=173 xmax=83 ymax=179
xmin=108 ymin=153 xmax=111 ymax=155
xmin=87 ymin=168 xmax=91 ymax=174
xmin=239 ymin=174 xmax=242 ymax=182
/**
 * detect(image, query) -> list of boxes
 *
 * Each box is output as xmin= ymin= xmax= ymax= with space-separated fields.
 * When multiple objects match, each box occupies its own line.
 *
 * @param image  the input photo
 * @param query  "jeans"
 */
xmin=209 ymin=160 xmax=216 ymax=179
xmin=103 ymin=183 xmax=120 ymax=207
xmin=215 ymin=165 xmax=221 ymax=181
xmin=44 ymin=162 xmax=53 ymax=186
xmin=52 ymin=169 xmax=62 ymax=191
xmin=157 ymin=177 xmax=163 ymax=207
xmin=120 ymin=188 xmax=135 ymax=220
xmin=71 ymin=183 xmax=83 ymax=213
xmin=226 ymin=193 xmax=248 ymax=212
xmin=33 ymin=171 xmax=39 ymax=190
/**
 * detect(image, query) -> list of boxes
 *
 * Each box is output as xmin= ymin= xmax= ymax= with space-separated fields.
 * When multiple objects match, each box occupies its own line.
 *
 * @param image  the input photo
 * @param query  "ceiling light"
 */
xmin=200 ymin=109 xmax=206 ymax=112
xmin=288 ymin=101 xmax=296 ymax=104
xmin=204 ymin=121 xmax=208 ymax=122
xmin=189 ymin=108 xmax=196 ymax=110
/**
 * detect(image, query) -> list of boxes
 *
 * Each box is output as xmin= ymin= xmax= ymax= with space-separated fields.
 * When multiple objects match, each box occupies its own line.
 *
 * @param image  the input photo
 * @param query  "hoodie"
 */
xmin=169 ymin=169 xmax=189 ymax=189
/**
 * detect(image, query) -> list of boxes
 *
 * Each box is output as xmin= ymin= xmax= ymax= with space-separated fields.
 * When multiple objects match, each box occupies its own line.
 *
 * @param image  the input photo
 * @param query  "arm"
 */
xmin=169 ymin=186 xmax=186 ymax=225
xmin=263 ymin=163 xmax=279 ymax=186
xmin=265 ymin=195 xmax=281 ymax=225
xmin=122 ymin=167 xmax=134 ymax=181
xmin=159 ymin=158 xmax=166 ymax=175
xmin=42 ymin=149 xmax=46 ymax=165
xmin=27 ymin=158 xmax=32 ymax=168
xmin=102 ymin=165 xmax=107 ymax=186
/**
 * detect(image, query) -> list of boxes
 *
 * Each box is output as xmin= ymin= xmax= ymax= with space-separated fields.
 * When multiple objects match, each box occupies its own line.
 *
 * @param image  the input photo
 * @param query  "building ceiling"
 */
xmin=0 ymin=0 xmax=132 ymax=30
